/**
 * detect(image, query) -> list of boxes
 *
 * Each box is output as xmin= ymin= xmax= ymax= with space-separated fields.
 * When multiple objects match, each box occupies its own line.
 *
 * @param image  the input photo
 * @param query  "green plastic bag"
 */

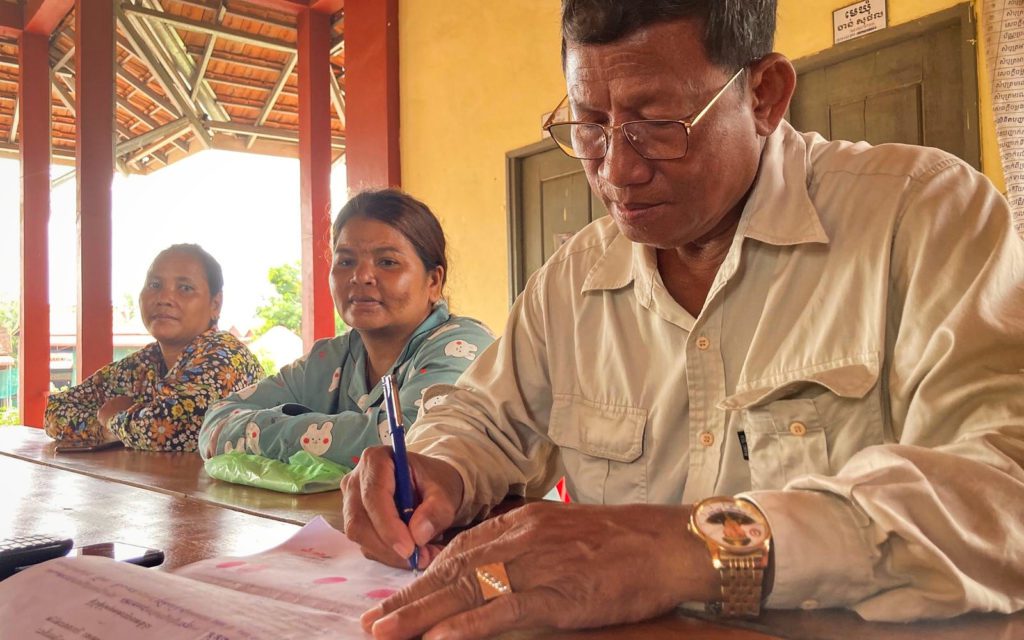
xmin=204 ymin=451 xmax=351 ymax=494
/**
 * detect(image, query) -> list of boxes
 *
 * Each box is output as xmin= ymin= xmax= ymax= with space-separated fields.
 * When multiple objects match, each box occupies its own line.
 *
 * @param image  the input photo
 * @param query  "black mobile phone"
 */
xmin=70 ymin=542 xmax=165 ymax=568
xmin=54 ymin=439 xmax=124 ymax=453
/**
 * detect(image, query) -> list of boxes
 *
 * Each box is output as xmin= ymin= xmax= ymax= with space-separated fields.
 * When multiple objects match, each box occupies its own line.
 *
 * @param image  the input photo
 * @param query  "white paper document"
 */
xmin=0 ymin=517 xmax=414 ymax=639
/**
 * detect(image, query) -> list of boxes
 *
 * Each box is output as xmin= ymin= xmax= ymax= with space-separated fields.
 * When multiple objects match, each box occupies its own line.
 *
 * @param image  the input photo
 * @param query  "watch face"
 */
xmin=693 ymin=499 xmax=770 ymax=553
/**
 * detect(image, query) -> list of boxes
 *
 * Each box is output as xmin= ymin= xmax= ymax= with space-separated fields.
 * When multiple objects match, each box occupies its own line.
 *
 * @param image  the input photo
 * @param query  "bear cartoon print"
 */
xmin=300 ymin=421 xmax=333 ymax=456
xmin=444 ymin=339 xmax=478 ymax=361
xmin=245 ymin=422 xmax=262 ymax=455
xmin=223 ymin=436 xmax=245 ymax=454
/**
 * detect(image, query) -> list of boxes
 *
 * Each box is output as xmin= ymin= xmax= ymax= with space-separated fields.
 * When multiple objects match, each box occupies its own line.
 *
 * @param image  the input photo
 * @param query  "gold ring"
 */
xmin=475 ymin=562 xmax=512 ymax=601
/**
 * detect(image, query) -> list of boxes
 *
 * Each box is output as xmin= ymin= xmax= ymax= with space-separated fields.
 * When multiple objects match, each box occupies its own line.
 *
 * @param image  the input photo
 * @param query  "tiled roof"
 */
xmin=0 ymin=0 xmax=346 ymax=174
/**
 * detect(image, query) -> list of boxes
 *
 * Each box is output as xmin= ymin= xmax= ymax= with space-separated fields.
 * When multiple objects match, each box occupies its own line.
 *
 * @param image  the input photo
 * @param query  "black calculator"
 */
xmin=0 ymin=534 xmax=74 ymax=580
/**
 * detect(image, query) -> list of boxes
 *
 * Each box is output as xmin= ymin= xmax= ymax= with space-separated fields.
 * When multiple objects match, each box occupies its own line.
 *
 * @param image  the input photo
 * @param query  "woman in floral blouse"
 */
xmin=44 ymin=244 xmax=264 ymax=451
xmin=199 ymin=189 xmax=494 ymax=467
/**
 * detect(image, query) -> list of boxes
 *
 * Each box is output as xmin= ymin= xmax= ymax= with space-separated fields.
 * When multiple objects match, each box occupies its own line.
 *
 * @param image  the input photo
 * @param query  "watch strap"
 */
xmin=711 ymin=555 xmax=765 ymax=617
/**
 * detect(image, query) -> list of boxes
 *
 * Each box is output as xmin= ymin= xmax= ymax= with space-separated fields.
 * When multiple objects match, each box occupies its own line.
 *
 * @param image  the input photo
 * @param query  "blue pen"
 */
xmin=381 ymin=374 xmax=419 ymax=574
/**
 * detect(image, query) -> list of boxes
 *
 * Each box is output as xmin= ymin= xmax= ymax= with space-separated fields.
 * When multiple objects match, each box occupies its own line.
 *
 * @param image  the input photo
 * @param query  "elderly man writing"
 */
xmin=341 ymin=1 xmax=1024 ymax=638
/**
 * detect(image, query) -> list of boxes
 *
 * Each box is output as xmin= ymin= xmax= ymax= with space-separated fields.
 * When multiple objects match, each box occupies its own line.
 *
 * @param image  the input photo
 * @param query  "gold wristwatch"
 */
xmin=689 ymin=496 xmax=772 ymax=617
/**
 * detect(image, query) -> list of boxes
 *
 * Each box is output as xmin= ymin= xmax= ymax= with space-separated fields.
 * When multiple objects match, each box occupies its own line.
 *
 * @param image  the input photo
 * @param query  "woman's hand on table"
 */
xmin=340 ymin=446 xmax=464 ymax=569
xmin=360 ymin=501 xmax=722 ymax=640
xmin=97 ymin=396 xmax=135 ymax=432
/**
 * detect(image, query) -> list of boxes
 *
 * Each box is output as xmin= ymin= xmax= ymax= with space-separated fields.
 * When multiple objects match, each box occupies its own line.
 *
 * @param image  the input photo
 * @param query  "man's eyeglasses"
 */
xmin=542 ymin=67 xmax=745 ymax=161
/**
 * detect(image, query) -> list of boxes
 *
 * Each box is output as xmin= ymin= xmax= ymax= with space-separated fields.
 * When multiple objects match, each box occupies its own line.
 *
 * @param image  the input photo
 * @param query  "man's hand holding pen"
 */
xmin=342 ymin=459 xmax=722 ymax=640
xmin=341 ymin=446 xmax=464 ymax=571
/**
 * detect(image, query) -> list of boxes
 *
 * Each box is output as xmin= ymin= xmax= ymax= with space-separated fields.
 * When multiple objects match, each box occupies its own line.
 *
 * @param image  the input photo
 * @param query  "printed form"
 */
xmin=0 ymin=517 xmax=414 ymax=639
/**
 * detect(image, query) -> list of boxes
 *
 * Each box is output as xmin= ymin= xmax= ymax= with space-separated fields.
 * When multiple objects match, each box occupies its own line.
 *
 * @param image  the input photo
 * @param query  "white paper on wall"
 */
xmin=982 ymin=0 xmax=1024 ymax=236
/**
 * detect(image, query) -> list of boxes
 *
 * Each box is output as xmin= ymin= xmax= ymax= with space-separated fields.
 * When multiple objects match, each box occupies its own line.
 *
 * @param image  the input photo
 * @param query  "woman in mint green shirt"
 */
xmin=198 ymin=189 xmax=493 ymax=467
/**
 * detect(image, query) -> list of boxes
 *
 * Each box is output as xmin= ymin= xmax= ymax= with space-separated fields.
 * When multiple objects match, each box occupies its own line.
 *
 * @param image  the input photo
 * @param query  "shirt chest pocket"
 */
xmin=721 ymin=361 xmax=884 ymax=490
xmin=548 ymin=394 xmax=648 ymax=505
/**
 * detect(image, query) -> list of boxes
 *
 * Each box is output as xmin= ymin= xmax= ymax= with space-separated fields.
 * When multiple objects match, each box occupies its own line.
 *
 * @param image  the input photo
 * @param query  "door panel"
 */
xmin=829 ymin=100 xmax=866 ymax=143
xmin=515 ymin=144 xmax=606 ymax=297
xmin=866 ymin=84 xmax=922 ymax=145
xmin=789 ymin=8 xmax=977 ymax=169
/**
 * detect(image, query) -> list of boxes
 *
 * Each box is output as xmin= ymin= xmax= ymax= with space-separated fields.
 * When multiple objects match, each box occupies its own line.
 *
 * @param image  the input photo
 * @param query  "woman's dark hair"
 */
xmin=332 ymin=189 xmax=449 ymax=290
xmin=153 ymin=243 xmax=224 ymax=297
xmin=561 ymin=0 xmax=776 ymax=71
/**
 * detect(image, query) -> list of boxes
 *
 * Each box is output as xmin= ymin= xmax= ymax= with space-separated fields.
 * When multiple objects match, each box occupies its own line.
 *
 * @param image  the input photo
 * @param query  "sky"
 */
xmin=0 ymin=151 xmax=348 ymax=335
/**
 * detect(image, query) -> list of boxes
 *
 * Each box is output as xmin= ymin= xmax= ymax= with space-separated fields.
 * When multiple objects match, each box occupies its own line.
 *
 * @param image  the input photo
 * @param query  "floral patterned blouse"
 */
xmin=44 ymin=329 xmax=264 ymax=451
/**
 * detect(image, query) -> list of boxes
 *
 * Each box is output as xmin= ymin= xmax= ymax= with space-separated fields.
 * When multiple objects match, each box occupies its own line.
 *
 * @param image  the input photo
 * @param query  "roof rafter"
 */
xmin=122 ymin=3 xmax=296 ymax=53
xmin=117 ymin=4 xmax=214 ymax=148
xmin=209 ymin=120 xmax=344 ymax=149
xmin=188 ymin=0 xmax=225 ymax=100
xmin=246 ymin=51 xmax=296 ymax=148
xmin=135 ymin=0 xmax=229 ymax=122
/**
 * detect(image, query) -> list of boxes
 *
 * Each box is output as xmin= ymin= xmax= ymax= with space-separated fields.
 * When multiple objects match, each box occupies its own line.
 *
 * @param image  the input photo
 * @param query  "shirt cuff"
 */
xmin=408 ymin=437 xmax=504 ymax=526
xmin=739 ymin=489 xmax=880 ymax=610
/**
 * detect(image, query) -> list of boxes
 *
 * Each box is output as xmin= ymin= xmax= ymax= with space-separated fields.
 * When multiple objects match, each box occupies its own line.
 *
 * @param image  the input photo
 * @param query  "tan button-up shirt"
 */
xmin=408 ymin=121 xmax=1024 ymax=621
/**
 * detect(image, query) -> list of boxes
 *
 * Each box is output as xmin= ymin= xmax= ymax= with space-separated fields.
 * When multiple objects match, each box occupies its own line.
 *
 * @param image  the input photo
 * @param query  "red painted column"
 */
xmin=74 ymin=0 xmax=114 ymax=381
xmin=344 ymin=0 xmax=401 ymax=191
xmin=297 ymin=8 xmax=335 ymax=347
xmin=17 ymin=32 xmax=51 ymax=427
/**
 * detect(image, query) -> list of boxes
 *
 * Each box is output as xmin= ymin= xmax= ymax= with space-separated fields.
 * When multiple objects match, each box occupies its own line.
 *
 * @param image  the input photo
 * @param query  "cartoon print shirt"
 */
xmin=198 ymin=301 xmax=494 ymax=467
xmin=43 ymin=329 xmax=265 ymax=451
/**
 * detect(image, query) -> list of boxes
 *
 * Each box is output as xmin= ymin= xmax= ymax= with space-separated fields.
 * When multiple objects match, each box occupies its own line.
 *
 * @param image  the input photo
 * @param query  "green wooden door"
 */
xmin=509 ymin=142 xmax=607 ymax=300
xmin=789 ymin=5 xmax=979 ymax=168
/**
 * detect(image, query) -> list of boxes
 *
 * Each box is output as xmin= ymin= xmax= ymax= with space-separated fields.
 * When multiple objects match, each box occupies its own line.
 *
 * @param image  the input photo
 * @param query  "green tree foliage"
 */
xmin=255 ymin=262 xmax=302 ymax=336
xmin=0 ymin=299 xmax=18 ymax=359
xmin=119 ymin=293 xmax=138 ymax=322
xmin=252 ymin=347 xmax=280 ymax=378
xmin=0 ymin=406 xmax=19 ymax=426
xmin=254 ymin=262 xmax=346 ymax=339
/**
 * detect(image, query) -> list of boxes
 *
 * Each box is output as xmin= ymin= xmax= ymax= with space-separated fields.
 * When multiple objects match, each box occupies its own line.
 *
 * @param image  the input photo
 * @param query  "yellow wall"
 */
xmin=400 ymin=1 xmax=1003 ymax=333
xmin=399 ymin=1 xmax=565 ymax=334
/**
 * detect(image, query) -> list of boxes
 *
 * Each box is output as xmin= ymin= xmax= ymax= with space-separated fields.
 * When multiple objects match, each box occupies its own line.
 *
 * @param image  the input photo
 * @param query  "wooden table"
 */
xmin=0 ymin=425 xmax=343 ymax=528
xmin=3 ymin=425 xmax=1023 ymax=639
xmin=0 ymin=454 xmax=301 ymax=570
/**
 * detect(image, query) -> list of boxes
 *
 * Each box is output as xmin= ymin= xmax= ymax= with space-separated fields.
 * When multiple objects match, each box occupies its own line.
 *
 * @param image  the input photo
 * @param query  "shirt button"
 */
xmin=789 ymin=421 xmax=807 ymax=436
xmin=699 ymin=431 xmax=715 ymax=447
xmin=696 ymin=336 xmax=711 ymax=350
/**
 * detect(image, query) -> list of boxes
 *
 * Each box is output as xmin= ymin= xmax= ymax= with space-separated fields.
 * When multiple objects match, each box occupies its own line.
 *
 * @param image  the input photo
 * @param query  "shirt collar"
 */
xmin=582 ymin=230 xmax=636 ymax=293
xmin=581 ymin=120 xmax=829 ymax=296
xmin=741 ymin=120 xmax=829 ymax=246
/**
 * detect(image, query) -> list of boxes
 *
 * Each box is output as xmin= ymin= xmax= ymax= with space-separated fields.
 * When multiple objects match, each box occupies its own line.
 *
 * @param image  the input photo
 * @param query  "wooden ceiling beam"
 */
xmin=115 ymin=94 xmax=189 ymax=153
xmin=170 ymin=0 xmax=297 ymax=31
xmin=117 ymin=5 xmax=213 ymax=148
xmin=208 ymin=120 xmax=344 ymax=148
xmin=185 ymin=45 xmax=290 ymax=74
xmin=24 ymin=0 xmax=73 ymax=36
xmin=8 ymin=96 xmax=18 ymax=143
xmin=329 ymin=67 xmax=345 ymax=128
xmin=134 ymin=0 xmax=229 ymax=123
xmin=235 ymin=0 xmax=305 ymax=16
xmin=204 ymin=71 xmax=297 ymax=96
xmin=189 ymin=1 xmax=225 ymax=101
xmin=246 ymin=52 xmax=296 ymax=147
xmin=0 ymin=2 xmax=22 ymax=38
xmin=239 ymin=0 xmax=343 ymax=16
xmin=122 ymin=3 xmax=296 ymax=52
xmin=117 ymin=68 xmax=180 ymax=118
